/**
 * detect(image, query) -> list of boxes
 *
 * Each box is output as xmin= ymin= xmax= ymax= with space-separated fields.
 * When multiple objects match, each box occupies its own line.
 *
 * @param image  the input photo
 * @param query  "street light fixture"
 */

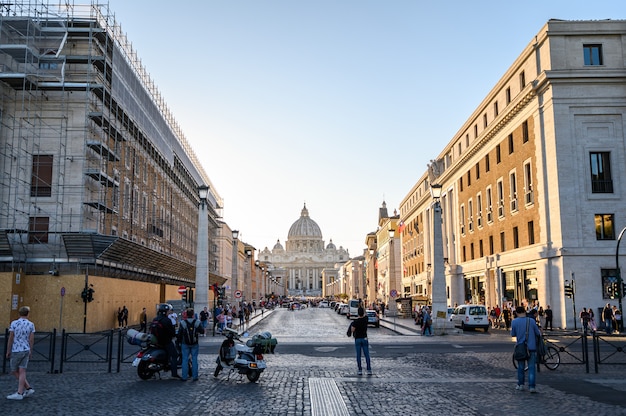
xmin=430 ymin=182 xmax=447 ymax=325
xmin=388 ymin=227 xmax=398 ymax=316
xmin=195 ymin=185 xmax=210 ymax=315
xmin=232 ymin=230 xmax=239 ymax=304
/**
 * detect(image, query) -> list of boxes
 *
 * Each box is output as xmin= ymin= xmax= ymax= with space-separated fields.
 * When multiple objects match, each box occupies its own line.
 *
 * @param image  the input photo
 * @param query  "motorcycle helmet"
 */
xmin=157 ymin=303 xmax=171 ymax=316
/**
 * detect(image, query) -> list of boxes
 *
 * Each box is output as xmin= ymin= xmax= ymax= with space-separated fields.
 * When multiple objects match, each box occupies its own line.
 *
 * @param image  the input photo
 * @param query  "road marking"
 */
xmin=309 ymin=378 xmax=350 ymax=416
xmin=314 ymin=347 xmax=341 ymax=352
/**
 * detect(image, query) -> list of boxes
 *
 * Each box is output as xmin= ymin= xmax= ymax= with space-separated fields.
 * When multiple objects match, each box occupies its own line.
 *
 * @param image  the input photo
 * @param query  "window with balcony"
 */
xmin=590 ymin=152 xmax=613 ymax=193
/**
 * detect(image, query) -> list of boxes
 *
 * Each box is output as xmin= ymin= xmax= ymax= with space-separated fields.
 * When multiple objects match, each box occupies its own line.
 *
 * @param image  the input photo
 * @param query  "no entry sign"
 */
xmin=178 ymin=286 xmax=186 ymax=294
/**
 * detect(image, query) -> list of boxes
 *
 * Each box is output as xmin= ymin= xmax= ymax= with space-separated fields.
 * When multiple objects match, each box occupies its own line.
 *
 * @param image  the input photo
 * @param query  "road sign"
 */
xmin=177 ymin=286 xmax=186 ymax=295
xmin=60 ymin=287 xmax=66 ymax=297
xmin=234 ymin=290 xmax=242 ymax=298
xmin=390 ymin=289 xmax=398 ymax=298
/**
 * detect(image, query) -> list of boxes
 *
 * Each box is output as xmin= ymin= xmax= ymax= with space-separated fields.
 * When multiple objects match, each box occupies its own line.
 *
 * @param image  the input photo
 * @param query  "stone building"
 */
xmin=399 ymin=19 xmax=626 ymax=329
xmin=0 ymin=2 xmax=224 ymax=331
xmin=258 ymin=204 xmax=349 ymax=298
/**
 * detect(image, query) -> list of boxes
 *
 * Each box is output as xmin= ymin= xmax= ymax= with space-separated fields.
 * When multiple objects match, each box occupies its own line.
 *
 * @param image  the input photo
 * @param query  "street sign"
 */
xmin=61 ymin=287 xmax=66 ymax=297
xmin=234 ymin=290 xmax=242 ymax=298
xmin=177 ymin=286 xmax=186 ymax=295
xmin=390 ymin=289 xmax=398 ymax=298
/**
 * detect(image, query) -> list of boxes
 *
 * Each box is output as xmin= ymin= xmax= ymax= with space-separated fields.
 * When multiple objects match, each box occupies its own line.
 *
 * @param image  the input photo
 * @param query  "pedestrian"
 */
xmin=613 ymin=306 xmax=622 ymax=333
xmin=238 ymin=305 xmax=244 ymax=327
xmin=350 ymin=307 xmax=372 ymax=376
xmin=380 ymin=302 xmax=385 ymax=318
xmin=421 ymin=306 xmax=433 ymax=336
xmin=579 ymin=308 xmax=590 ymax=334
xmin=602 ymin=303 xmax=613 ymax=334
xmin=588 ymin=307 xmax=597 ymax=333
xmin=168 ymin=307 xmax=178 ymax=327
xmin=6 ymin=306 xmax=36 ymax=400
xmin=538 ymin=306 xmax=545 ymax=329
xmin=178 ymin=308 xmax=204 ymax=381
xmin=150 ymin=304 xmax=180 ymax=379
xmin=121 ymin=305 xmax=129 ymax=328
xmin=213 ymin=304 xmax=222 ymax=335
xmin=544 ymin=305 xmax=553 ymax=331
xmin=117 ymin=307 xmax=124 ymax=328
xmin=139 ymin=307 xmax=148 ymax=333
xmin=489 ymin=307 xmax=497 ymax=328
xmin=199 ymin=307 xmax=209 ymax=336
xmin=503 ymin=306 xmax=512 ymax=330
xmin=511 ymin=305 xmax=541 ymax=393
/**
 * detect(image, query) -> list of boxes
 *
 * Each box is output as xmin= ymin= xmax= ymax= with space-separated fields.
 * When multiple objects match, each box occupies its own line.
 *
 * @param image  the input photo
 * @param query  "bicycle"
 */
xmin=512 ymin=336 xmax=560 ymax=371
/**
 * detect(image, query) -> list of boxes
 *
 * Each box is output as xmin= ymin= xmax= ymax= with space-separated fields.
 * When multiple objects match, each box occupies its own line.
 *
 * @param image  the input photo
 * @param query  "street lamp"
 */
xmin=430 ymin=183 xmax=447 ymax=323
xmin=388 ymin=228 xmax=399 ymax=317
xmin=195 ymin=185 xmax=210 ymax=314
xmin=615 ymin=227 xmax=626 ymax=323
xmin=232 ymin=230 xmax=239 ymax=306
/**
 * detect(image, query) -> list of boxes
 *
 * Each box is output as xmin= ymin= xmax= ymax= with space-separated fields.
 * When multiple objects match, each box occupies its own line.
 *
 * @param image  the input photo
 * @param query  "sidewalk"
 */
xmin=379 ymin=314 xmax=462 ymax=336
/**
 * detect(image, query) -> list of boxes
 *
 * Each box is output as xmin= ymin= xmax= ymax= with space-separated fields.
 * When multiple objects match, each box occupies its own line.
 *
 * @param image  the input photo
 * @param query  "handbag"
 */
xmin=513 ymin=317 xmax=530 ymax=361
xmin=346 ymin=322 xmax=353 ymax=337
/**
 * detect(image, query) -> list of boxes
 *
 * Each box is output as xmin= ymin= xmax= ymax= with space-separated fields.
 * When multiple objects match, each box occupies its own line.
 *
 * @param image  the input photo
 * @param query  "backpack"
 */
xmin=149 ymin=317 xmax=166 ymax=345
xmin=180 ymin=319 xmax=199 ymax=345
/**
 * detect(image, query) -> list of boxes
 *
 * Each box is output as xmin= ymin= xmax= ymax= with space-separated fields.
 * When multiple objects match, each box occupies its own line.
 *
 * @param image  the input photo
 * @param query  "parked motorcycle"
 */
xmin=127 ymin=329 xmax=189 ymax=380
xmin=213 ymin=327 xmax=277 ymax=382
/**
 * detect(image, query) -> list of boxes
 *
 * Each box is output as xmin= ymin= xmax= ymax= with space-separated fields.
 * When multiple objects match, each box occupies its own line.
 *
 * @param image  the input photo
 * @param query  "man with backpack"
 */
xmin=178 ymin=307 xmax=204 ymax=381
xmin=150 ymin=304 xmax=180 ymax=379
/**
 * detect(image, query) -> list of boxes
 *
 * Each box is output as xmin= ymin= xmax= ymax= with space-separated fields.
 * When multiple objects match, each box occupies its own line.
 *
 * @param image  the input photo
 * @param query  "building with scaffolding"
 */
xmin=0 ymin=1 xmax=224 ymax=331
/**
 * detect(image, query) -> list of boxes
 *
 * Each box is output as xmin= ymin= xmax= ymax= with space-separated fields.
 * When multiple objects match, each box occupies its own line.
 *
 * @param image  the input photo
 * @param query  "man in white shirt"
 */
xmin=6 ymin=306 xmax=36 ymax=400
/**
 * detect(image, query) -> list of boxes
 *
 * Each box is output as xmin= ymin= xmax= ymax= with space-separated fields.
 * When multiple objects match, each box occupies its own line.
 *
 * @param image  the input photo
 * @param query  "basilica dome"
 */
xmin=287 ymin=204 xmax=322 ymax=239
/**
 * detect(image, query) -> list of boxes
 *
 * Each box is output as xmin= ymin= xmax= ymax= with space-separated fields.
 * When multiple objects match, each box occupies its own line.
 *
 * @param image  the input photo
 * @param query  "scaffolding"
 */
xmin=0 ymin=1 xmax=222 ymax=283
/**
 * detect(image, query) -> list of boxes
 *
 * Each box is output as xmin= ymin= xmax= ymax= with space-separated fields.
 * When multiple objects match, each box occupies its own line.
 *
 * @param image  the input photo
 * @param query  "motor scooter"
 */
xmin=127 ymin=329 xmax=190 ymax=380
xmin=213 ymin=327 xmax=276 ymax=382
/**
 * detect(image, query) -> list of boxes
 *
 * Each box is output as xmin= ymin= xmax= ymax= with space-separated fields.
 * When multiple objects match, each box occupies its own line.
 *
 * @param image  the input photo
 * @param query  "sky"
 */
xmin=105 ymin=0 xmax=624 ymax=257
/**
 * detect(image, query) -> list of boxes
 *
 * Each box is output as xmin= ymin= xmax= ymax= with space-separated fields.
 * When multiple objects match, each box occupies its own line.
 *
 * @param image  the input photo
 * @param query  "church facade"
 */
xmin=258 ymin=204 xmax=349 ymax=297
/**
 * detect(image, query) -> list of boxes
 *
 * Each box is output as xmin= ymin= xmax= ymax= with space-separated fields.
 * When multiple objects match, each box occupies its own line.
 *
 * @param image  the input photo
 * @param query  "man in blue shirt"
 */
xmin=511 ymin=305 xmax=541 ymax=393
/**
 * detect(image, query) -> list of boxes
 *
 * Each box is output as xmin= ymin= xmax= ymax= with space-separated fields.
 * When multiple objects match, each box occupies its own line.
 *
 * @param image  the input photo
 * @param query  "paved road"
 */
xmin=2 ymin=307 xmax=625 ymax=415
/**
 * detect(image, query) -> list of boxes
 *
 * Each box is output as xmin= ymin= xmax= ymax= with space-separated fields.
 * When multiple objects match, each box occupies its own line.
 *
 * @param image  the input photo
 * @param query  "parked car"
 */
xmin=366 ymin=310 xmax=380 ymax=327
xmin=339 ymin=304 xmax=349 ymax=315
xmin=318 ymin=301 xmax=329 ymax=308
xmin=335 ymin=302 xmax=345 ymax=312
xmin=347 ymin=299 xmax=361 ymax=319
xmin=450 ymin=304 xmax=489 ymax=332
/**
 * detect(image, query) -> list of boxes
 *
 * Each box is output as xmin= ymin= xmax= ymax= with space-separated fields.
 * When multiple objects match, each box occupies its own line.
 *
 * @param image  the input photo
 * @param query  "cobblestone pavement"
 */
xmin=2 ymin=308 xmax=625 ymax=415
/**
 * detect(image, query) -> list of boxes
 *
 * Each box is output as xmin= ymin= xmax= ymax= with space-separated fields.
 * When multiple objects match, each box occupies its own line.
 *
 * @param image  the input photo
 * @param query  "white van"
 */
xmin=450 ymin=304 xmax=489 ymax=332
xmin=347 ymin=299 xmax=361 ymax=319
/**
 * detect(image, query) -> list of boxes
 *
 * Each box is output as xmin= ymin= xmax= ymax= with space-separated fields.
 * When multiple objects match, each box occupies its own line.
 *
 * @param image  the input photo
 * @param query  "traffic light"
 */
xmin=564 ymin=283 xmax=573 ymax=298
xmin=87 ymin=287 xmax=94 ymax=302
xmin=81 ymin=288 xmax=88 ymax=303
xmin=614 ymin=282 xmax=621 ymax=299
xmin=181 ymin=289 xmax=187 ymax=302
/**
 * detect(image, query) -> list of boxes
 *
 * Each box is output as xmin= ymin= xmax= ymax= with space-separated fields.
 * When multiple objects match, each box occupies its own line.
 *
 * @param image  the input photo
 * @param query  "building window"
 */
xmin=510 ymin=171 xmax=518 ymax=212
xmin=496 ymin=144 xmax=501 ymax=164
xmin=483 ymin=114 xmax=488 ymax=128
xmin=522 ymin=121 xmax=529 ymax=143
xmin=474 ymin=124 xmax=478 ymax=139
xmin=462 ymin=246 xmax=467 ymax=262
xmin=524 ymin=161 xmax=534 ymax=205
xmin=479 ymin=240 xmax=484 ymax=258
xmin=465 ymin=134 xmax=470 ymax=147
xmin=459 ymin=176 xmax=464 ymax=192
xmin=489 ymin=235 xmax=494 ymax=255
xmin=460 ymin=205 xmax=466 ymax=235
xmin=595 ymin=214 xmax=615 ymax=240
xmin=602 ymin=269 xmax=619 ymax=300
xmin=506 ymin=87 xmax=511 ymax=104
xmin=500 ymin=231 xmax=505 ymax=252
xmin=485 ymin=154 xmax=490 ymax=172
xmin=486 ymin=186 xmax=493 ymax=223
xmin=528 ymin=221 xmax=535 ymax=245
xmin=513 ymin=226 xmax=519 ymax=249
xmin=497 ymin=180 xmax=505 ymax=218
xmin=520 ymin=71 xmax=526 ymax=89
xmin=475 ymin=162 xmax=480 ymax=180
xmin=28 ymin=216 xmax=49 ymax=244
xmin=584 ymin=44 xmax=603 ymax=66
xmin=494 ymin=101 xmax=499 ymax=116
xmin=590 ymin=152 xmax=613 ymax=193
xmin=467 ymin=170 xmax=471 ymax=187
xmin=476 ymin=193 xmax=483 ymax=228
xmin=470 ymin=243 xmax=475 ymax=260
xmin=508 ymin=133 xmax=514 ymax=154
xmin=468 ymin=199 xmax=474 ymax=232
xmin=30 ymin=155 xmax=53 ymax=197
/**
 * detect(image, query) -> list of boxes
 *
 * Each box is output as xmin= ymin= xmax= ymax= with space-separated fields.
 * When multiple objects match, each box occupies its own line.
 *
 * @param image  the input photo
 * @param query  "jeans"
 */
xmin=517 ymin=350 xmax=537 ymax=388
xmin=354 ymin=338 xmax=371 ymax=371
xmin=166 ymin=341 xmax=178 ymax=376
xmin=181 ymin=342 xmax=199 ymax=380
xmin=605 ymin=319 xmax=613 ymax=334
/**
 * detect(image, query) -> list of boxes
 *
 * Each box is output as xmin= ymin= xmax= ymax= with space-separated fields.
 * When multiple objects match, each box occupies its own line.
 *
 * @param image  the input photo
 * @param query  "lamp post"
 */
xmin=615 ymin=227 xmax=626 ymax=323
xmin=232 ymin=230 xmax=239 ymax=306
xmin=430 ymin=183 xmax=448 ymax=322
xmin=195 ymin=185 xmax=210 ymax=314
xmin=388 ymin=228 xmax=399 ymax=317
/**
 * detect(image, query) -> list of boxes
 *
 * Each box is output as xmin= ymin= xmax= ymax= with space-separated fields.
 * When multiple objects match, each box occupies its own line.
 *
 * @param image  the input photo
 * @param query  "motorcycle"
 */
xmin=213 ymin=327 xmax=277 ymax=383
xmin=127 ymin=329 xmax=190 ymax=380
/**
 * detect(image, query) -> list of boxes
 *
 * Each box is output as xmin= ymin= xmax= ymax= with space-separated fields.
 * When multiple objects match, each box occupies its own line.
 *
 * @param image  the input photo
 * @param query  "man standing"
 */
xmin=6 ymin=306 xmax=36 ymax=400
xmin=139 ymin=307 xmax=148 ymax=333
xmin=543 ymin=305 xmax=553 ymax=331
xmin=350 ymin=307 xmax=372 ymax=376
xmin=199 ymin=307 xmax=209 ymax=337
xmin=511 ymin=305 xmax=541 ymax=393
xmin=178 ymin=308 xmax=204 ymax=381
xmin=602 ymin=304 xmax=613 ymax=334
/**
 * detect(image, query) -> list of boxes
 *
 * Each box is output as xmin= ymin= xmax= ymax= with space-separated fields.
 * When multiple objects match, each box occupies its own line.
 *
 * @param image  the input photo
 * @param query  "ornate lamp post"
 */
xmin=430 ymin=183 xmax=448 ymax=321
xmin=195 ymin=185 xmax=210 ymax=314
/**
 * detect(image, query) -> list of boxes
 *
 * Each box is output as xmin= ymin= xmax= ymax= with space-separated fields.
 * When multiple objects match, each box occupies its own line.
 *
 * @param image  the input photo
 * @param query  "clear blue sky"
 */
xmin=106 ymin=0 xmax=624 ymax=257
